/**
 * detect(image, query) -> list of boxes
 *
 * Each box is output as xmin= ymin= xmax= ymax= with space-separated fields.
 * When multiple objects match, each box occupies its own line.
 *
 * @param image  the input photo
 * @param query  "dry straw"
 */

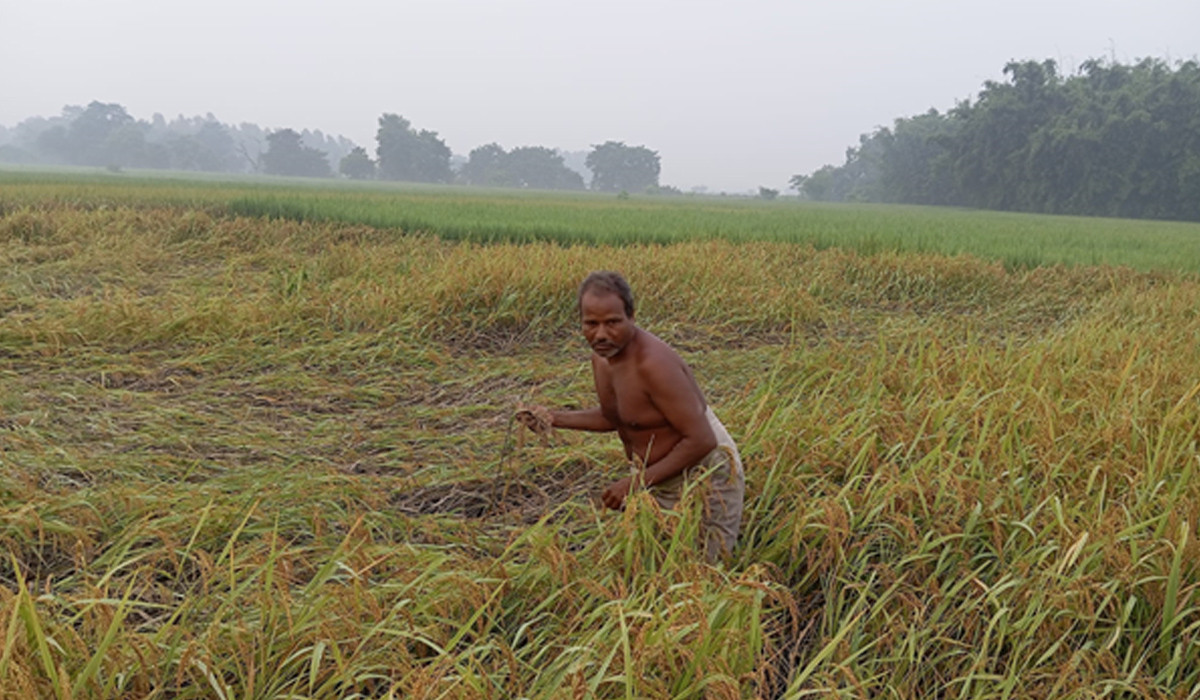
xmin=2 ymin=180 xmax=1200 ymax=697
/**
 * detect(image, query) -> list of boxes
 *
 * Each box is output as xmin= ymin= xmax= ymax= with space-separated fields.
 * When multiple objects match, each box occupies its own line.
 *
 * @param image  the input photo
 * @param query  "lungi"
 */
xmin=641 ymin=407 xmax=744 ymax=561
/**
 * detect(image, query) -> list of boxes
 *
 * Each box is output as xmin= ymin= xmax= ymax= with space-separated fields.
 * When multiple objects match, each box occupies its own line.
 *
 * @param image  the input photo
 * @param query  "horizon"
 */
xmin=3 ymin=0 xmax=1197 ymax=192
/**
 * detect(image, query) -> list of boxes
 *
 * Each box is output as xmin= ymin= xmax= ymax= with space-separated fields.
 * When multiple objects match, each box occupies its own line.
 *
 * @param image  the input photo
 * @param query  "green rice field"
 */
xmin=4 ymin=168 xmax=1200 ymax=271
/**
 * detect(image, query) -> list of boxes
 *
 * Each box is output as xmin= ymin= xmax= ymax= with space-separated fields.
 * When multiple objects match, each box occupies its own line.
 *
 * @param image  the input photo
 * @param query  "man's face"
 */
xmin=580 ymin=290 xmax=635 ymax=359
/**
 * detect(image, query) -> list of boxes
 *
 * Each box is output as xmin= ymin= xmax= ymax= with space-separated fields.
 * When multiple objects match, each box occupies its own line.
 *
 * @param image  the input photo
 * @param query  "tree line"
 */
xmin=0 ymin=103 xmax=663 ymax=193
xmin=791 ymin=57 xmax=1200 ymax=222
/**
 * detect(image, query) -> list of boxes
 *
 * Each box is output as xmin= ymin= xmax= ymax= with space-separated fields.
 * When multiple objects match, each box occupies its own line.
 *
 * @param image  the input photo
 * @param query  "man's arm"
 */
xmin=601 ymin=357 xmax=717 ymax=509
xmin=549 ymin=407 xmax=617 ymax=432
xmin=638 ymin=361 xmax=717 ymax=487
xmin=517 ymin=354 xmax=619 ymax=433
xmin=554 ymin=353 xmax=620 ymax=432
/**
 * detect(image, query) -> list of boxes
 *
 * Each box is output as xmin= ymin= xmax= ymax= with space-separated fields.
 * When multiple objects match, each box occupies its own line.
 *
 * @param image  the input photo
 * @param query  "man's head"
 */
xmin=577 ymin=271 xmax=634 ymax=319
xmin=577 ymin=271 xmax=636 ymax=359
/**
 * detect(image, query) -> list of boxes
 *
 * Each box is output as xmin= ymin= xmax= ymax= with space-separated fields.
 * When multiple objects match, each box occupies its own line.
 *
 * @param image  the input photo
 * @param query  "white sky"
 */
xmin=3 ymin=0 xmax=1197 ymax=192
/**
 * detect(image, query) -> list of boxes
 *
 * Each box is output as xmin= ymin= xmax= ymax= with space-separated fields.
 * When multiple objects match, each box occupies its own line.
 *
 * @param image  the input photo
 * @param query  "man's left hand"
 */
xmin=601 ymin=476 xmax=632 ymax=510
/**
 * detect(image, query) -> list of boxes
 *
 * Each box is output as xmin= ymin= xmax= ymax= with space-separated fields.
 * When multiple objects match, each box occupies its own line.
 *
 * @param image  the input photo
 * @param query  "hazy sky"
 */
xmin=3 ymin=0 xmax=1198 ymax=192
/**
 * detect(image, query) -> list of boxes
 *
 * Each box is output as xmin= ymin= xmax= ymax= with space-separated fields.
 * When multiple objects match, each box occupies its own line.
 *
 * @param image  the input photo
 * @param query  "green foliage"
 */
xmin=4 ymin=170 xmax=1200 ymax=273
xmin=460 ymin=143 xmax=584 ymax=190
xmin=0 ymin=144 xmax=36 ymax=164
xmin=338 ymin=146 xmax=376 ymax=180
xmin=262 ymin=128 xmax=332 ymax=178
xmin=374 ymin=113 xmax=453 ymax=184
xmin=7 ymin=104 xmax=360 ymax=178
xmin=586 ymin=141 xmax=661 ymax=192
xmin=504 ymin=146 xmax=585 ymax=190
xmin=166 ymin=122 xmax=240 ymax=173
xmin=796 ymin=56 xmax=1200 ymax=222
xmin=460 ymin=142 xmax=508 ymax=186
xmin=34 ymin=101 xmax=153 ymax=169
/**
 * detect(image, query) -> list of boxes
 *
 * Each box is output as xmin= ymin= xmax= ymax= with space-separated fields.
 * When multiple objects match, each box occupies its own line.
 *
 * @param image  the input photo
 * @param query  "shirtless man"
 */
xmin=519 ymin=271 xmax=744 ymax=560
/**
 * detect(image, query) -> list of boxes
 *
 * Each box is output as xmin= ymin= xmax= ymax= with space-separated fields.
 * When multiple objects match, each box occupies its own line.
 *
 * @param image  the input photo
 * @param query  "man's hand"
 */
xmin=515 ymin=403 xmax=553 ymax=436
xmin=601 ymin=476 xmax=632 ymax=510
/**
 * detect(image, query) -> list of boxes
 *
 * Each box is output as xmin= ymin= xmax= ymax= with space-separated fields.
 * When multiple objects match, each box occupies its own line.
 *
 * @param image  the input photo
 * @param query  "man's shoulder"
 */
xmin=633 ymin=330 xmax=687 ymax=372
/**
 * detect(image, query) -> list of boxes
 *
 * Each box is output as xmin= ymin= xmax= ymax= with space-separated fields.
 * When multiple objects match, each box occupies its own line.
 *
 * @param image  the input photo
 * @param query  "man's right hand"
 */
xmin=515 ymin=404 xmax=553 ymax=435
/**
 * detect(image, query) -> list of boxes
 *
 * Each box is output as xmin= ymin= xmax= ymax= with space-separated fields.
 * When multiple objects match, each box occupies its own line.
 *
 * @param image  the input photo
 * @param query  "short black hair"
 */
xmin=577 ymin=270 xmax=634 ymax=317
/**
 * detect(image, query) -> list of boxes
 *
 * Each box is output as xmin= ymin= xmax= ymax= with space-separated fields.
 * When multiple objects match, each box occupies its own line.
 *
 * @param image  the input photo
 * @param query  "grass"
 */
xmin=4 ymin=166 xmax=1200 ymax=272
xmin=1 ymin=180 xmax=1200 ymax=697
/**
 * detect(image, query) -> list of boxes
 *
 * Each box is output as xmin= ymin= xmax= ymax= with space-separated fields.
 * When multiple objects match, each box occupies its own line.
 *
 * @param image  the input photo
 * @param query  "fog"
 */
xmin=2 ymin=0 xmax=1197 ymax=192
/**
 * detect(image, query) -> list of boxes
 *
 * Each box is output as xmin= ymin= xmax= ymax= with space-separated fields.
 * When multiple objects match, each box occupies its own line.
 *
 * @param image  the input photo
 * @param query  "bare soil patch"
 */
xmin=391 ymin=459 xmax=607 ymax=523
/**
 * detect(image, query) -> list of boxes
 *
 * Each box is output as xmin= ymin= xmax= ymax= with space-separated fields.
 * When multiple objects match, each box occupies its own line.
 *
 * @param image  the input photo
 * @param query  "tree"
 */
xmin=375 ymin=113 xmax=452 ymax=183
xmin=505 ymin=146 xmax=584 ymax=190
xmin=101 ymin=122 xmax=152 ymax=169
xmin=789 ymin=55 xmax=1200 ymax=221
xmin=586 ymin=141 xmax=660 ymax=192
xmin=69 ymin=101 xmax=135 ymax=166
xmin=0 ymin=144 xmax=36 ymax=164
xmin=261 ymin=128 xmax=331 ymax=177
xmin=339 ymin=146 xmax=376 ymax=180
xmin=36 ymin=101 xmax=144 ymax=167
xmin=794 ymin=165 xmax=840 ymax=201
xmin=1 ymin=104 xmax=370 ymax=178
xmin=461 ymin=143 xmax=509 ymax=186
xmin=167 ymin=121 xmax=238 ymax=172
xmin=460 ymin=144 xmax=585 ymax=190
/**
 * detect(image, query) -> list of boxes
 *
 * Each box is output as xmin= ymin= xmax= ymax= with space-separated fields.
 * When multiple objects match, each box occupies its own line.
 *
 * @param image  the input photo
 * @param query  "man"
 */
xmin=518 ymin=271 xmax=744 ymax=560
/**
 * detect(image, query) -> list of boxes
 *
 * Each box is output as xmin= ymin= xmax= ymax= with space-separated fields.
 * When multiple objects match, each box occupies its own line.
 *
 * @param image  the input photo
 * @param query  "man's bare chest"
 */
xmin=605 ymin=367 xmax=669 ymax=431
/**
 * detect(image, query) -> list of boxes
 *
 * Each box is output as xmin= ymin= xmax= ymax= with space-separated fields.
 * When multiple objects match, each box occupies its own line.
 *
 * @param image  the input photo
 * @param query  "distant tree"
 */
xmin=193 ymin=121 xmax=239 ymax=171
xmin=102 ymin=122 xmax=152 ymax=168
xmin=303 ymin=130 xmax=357 ymax=174
xmin=339 ymin=146 xmax=376 ymax=179
xmin=0 ymin=104 xmax=367 ymax=176
xmin=460 ymin=143 xmax=585 ymax=190
xmin=586 ymin=141 xmax=660 ymax=192
xmin=167 ymin=121 xmax=238 ymax=172
xmin=793 ymin=165 xmax=845 ymax=201
xmin=35 ymin=126 xmax=71 ymax=163
xmin=69 ymin=102 xmax=135 ymax=166
xmin=0 ymin=144 xmax=35 ymax=164
xmin=375 ymin=113 xmax=453 ymax=183
xmin=262 ymin=128 xmax=331 ymax=177
xmin=758 ymin=187 xmax=779 ymax=200
xmin=791 ymin=55 xmax=1200 ymax=221
xmin=35 ymin=101 xmax=143 ymax=167
xmin=874 ymin=109 xmax=959 ymax=205
xmin=556 ymin=149 xmax=593 ymax=187
xmin=10 ymin=114 xmax=71 ymax=163
xmin=461 ymin=143 xmax=509 ymax=186
xmin=505 ymin=146 xmax=585 ymax=190
xmin=231 ymin=122 xmax=267 ymax=173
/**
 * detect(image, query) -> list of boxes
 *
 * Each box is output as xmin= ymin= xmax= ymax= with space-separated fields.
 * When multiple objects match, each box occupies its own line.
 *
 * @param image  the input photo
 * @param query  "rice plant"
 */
xmin=2 ymin=185 xmax=1199 ymax=697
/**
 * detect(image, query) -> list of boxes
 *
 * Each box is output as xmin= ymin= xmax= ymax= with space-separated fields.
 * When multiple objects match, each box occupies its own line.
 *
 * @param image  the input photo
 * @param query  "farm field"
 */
xmin=2 ymin=172 xmax=1200 ymax=698
xmin=5 ymin=168 xmax=1200 ymax=272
